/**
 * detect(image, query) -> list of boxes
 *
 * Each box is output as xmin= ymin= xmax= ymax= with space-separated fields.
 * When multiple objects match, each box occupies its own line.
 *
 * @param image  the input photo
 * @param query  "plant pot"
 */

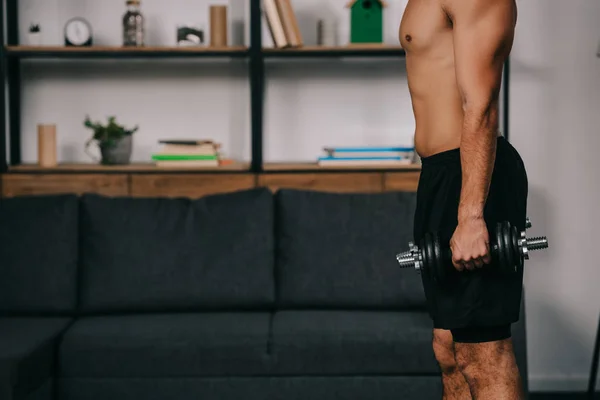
xmin=99 ymin=135 xmax=133 ymax=165
xmin=27 ymin=32 xmax=41 ymax=46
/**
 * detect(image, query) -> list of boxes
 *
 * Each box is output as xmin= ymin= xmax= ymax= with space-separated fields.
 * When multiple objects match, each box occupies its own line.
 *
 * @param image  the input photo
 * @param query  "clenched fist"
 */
xmin=449 ymin=217 xmax=492 ymax=271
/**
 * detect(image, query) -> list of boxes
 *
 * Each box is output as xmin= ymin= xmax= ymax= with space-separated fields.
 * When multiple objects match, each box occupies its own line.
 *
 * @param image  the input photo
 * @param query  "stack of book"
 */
xmin=317 ymin=146 xmax=415 ymax=167
xmin=151 ymin=140 xmax=221 ymax=168
xmin=262 ymin=0 xmax=303 ymax=49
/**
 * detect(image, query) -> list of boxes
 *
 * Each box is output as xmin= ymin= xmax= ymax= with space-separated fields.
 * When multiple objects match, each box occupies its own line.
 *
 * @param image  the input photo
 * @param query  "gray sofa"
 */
xmin=0 ymin=188 xmax=528 ymax=400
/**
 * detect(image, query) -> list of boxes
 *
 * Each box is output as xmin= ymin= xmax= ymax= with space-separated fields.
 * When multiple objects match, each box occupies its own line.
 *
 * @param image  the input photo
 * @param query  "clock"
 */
xmin=64 ymin=17 xmax=93 ymax=47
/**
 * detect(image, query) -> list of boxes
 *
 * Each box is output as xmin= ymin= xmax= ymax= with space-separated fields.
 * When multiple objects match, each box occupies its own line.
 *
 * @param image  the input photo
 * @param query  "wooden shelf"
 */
xmin=263 ymin=162 xmax=421 ymax=172
xmin=8 ymin=162 xmax=251 ymax=173
xmin=263 ymin=44 xmax=406 ymax=58
xmin=4 ymin=45 xmax=404 ymax=59
xmin=4 ymin=45 xmax=249 ymax=58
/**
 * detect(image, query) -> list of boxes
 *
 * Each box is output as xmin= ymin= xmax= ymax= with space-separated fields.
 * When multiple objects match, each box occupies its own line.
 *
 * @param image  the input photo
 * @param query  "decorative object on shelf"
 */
xmin=123 ymin=0 xmax=144 ymax=47
xmin=27 ymin=23 xmax=42 ymax=46
xmin=209 ymin=5 xmax=228 ymax=47
xmin=317 ymin=19 xmax=337 ymax=46
xmin=262 ymin=0 xmax=303 ymax=49
xmin=152 ymin=139 xmax=221 ymax=168
xmin=64 ymin=17 xmax=93 ymax=47
xmin=346 ymin=0 xmax=387 ymax=44
xmin=177 ymin=25 xmax=204 ymax=47
xmin=84 ymin=116 xmax=138 ymax=165
xmin=37 ymin=124 xmax=57 ymax=167
xmin=318 ymin=145 xmax=414 ymax=167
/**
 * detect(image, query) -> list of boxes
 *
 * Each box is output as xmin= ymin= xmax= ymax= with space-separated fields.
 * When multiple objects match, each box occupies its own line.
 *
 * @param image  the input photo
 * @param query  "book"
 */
xmin=275 ymin=0 xmax=303 ymax=47
xmin=157 ymin=144 xmax=218 ymax=156
xmin=317 ymin=158 xmax=412 ymax=167
xmin=262 ymin=12 xmax=275 ymax=48
xmin=320 ymin=145 xmax=415 ymax=165
xmin=323 ymin=146 xmax=415 ymax=153
xmin=263 ymin=0 xmax=288 ymax=48
xmin=323 ymin=151 xmax=411 ymax=158
xmin=152 ymin=139 xmax=222 ymax=167
xmin=155 ymin=159 xmax=220 ymax=168
xmin=317 ymin=157 xmax=413 ymax=167
xmin=158 ymin=140 xmax=217 ymax=146
xmin=151 ymin=154 xmax=218 ymax=161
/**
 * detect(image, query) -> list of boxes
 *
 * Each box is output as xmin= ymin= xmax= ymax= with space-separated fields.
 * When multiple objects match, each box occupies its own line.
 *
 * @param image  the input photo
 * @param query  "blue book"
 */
xmin=318 ymin=156 xmax=406 ymax=161
xmin=324 ymin=146 xmax=415 ymax=153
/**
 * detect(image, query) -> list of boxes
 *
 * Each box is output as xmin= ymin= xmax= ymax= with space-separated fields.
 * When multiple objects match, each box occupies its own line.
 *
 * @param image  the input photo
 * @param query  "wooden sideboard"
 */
xmin=1 ymin=170 xmax=421 ymax=198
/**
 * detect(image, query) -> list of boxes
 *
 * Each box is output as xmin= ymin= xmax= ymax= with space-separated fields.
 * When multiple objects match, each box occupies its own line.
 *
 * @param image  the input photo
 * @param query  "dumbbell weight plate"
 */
xmin=432 ymin=233 xmax=446 ymax=283
xmin=512 ymin=223 xmax=524 ymax=272
xmin=495 ymin=222 xmax=507 ymax=273
xmin=419 ymin=233 xmax=431 ymax=281
xmin=423 ymin=232 xmax=437 ymax=283
xmin=502 ymin=221 xmax=515 ymax=274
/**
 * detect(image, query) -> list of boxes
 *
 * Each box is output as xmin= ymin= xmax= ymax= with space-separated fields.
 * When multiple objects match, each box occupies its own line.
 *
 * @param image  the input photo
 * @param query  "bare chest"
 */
xmin=399 ymin=0 xmax=452 ymax=54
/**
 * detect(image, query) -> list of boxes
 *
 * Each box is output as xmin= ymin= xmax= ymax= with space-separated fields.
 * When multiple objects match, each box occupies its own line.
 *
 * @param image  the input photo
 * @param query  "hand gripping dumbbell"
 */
xmin=395 ymin=218 xmax=549 ymax=282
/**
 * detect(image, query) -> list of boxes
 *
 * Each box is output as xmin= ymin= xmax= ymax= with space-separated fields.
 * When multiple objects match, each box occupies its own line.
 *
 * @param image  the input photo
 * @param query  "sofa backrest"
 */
xmin=275 ymin=189 xmax=427 ymax=310
xmin=0 ymin=194 xmax=79 ymax=315
xmin=0 ymin=187 xmax=425 ymax=315
xmin=78 ymin=188 xmax=275 ymax=313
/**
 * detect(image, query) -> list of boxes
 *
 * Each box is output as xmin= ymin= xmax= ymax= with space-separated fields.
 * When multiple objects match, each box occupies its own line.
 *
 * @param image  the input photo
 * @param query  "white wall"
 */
xmin=511 ymin=0 xmax=600 ymax=392
xmin=13 ymin=0 xmax=600 ymax=393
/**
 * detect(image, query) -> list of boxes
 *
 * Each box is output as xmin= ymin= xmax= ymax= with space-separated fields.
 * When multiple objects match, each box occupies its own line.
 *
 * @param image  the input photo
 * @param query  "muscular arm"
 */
xmin=448 ymin=0 xmax=516 ymax=222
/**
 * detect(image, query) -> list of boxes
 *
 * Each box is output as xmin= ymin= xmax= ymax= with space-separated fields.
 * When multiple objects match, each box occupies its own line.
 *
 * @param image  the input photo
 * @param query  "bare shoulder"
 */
xmin=443 ymin=0 xmax=517 ymax=58
xmin=443 ymin=0 xmax=517 ymax=26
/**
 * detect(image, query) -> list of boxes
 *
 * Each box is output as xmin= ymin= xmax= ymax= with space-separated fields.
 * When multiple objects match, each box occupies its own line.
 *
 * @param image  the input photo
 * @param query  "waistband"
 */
xmin=420 ymin=136 xmax=508 ymax=167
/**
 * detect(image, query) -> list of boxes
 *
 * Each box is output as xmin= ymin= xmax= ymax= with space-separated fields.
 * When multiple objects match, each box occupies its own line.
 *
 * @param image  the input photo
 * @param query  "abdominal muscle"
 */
xmin=407 ymin=54 xmax=465 ymax=158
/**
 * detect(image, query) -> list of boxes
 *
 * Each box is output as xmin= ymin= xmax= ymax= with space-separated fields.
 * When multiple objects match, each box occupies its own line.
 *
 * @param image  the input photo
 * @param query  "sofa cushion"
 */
xmin=270 ymin=311 xmax=438 ymax=375
xmin=79 ymin=188 xmax=275 ymax=312
xmin=0 ymin=318 xmax=72 ymax=399
xmin=59 ymin=377 xmax=442 ymax=400
xmin=59 ymin=313 xmax=271 ymax=378
xmin=0 ymin=195 xmax=79 ymax=314
xmin=276 ymin=189 xmax=426 ymax=309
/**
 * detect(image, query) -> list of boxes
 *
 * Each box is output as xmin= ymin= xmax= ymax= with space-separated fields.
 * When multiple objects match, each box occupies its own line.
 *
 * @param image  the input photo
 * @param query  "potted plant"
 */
xmin=84 ymin=115 xmax=138 ymax=165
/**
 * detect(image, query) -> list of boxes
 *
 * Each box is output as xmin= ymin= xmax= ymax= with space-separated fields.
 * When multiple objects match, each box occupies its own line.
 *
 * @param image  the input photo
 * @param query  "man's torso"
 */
xmin=400 ymin=0 xmax=464 ymax=158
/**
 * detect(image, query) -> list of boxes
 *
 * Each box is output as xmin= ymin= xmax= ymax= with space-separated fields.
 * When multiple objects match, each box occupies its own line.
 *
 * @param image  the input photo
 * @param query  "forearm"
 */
xmin=458 ymin=103 xmax=498 ymax=222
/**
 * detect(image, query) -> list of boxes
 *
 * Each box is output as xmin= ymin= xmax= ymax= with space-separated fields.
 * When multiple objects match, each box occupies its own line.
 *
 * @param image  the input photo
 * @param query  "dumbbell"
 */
xmin=395 ymin=219 xmax=548 ymax=283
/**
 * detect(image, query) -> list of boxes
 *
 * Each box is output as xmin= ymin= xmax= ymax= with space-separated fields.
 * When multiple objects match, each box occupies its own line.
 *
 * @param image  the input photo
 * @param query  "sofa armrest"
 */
xmin=0 ymin=318 xmax=72 ymax=400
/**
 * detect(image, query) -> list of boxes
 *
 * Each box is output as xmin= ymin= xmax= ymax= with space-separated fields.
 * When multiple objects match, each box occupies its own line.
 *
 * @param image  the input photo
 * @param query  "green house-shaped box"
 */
xmin=346 ymin=0 xmax=387 ymax=44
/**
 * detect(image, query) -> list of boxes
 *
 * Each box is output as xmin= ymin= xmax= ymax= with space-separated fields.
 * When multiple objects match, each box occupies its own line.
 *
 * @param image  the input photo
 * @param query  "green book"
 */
xmin=151 ymin=154 xmax=218 ymax=161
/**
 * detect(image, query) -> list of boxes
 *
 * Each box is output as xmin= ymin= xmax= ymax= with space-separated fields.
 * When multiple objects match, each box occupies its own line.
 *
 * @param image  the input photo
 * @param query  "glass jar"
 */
xmin=123 ymin=0 xmax=144 ymax=46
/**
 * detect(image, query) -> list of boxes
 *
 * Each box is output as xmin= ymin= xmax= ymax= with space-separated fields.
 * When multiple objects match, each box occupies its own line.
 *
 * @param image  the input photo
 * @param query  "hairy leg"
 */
xmin=432 ymin=329 xmax=472 ymax=399
xmin=455 ymin=338 xmax=524 ymax=400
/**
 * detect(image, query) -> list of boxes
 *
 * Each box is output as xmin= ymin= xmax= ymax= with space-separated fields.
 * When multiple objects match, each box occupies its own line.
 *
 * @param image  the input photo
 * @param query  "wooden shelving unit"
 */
xmin=0 ymin=0 xmax=510 ymax=197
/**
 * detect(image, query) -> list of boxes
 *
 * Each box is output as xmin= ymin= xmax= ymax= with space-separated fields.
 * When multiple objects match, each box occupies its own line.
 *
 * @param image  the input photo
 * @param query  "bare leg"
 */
xmin=455 ymin=338 xmax=524 ymax=400
xmin=433 ymin=329 xmax=472 ymax=399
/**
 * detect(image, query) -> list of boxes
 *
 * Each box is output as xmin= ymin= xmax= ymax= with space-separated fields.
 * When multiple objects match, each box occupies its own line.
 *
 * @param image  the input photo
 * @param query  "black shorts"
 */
xmin=413 ymin=136 xmax=528 ymax=342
